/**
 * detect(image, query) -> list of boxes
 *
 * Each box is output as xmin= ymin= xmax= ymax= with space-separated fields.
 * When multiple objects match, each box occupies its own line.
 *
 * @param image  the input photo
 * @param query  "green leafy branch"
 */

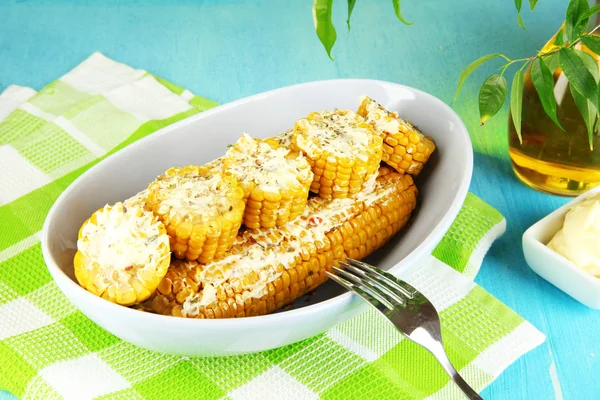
xmin=311 ymin=0 xmax=600 ymax=150
xmin=515 ymin=0 xmax=539 ymax=29
xmin=313 ymin=0 xmax=412 ymax=60
xmin=312 ymin=0 xmax=536 ymax=58
xmin=456 ymin=0 xmax=600 ymax=150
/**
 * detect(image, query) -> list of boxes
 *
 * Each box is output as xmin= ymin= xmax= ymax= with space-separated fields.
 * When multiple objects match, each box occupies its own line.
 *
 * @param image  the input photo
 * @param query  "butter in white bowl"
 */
xmin=523 ymin=186 xmax=600 ymax=309
xmin=547 ymin=194 xmax=600 ymax=278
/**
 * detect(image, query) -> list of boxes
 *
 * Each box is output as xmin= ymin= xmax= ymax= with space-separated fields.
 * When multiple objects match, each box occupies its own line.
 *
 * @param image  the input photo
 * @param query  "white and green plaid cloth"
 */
xmin=0 ymin=53 xmax=544 ymax=400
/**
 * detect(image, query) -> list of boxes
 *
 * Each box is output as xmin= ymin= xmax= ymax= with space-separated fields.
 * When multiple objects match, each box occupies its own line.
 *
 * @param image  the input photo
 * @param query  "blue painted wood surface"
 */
xmin=1 ymin=0 xmax=598 ymax=398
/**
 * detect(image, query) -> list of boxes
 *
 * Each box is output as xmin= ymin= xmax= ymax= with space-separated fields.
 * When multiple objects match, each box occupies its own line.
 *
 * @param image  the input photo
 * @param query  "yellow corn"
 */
xmin=357 ymin=96 xmax=435 ymax=176
xmin=201 ymin=157 xmax=225 ymax=174
xmin=290 ymin=110 xmax=383 ymax=200
xmin=223 ymin=134 xmax=313 ymax=229
xmin=74 ymin=203 xmax=171 ymax=306
xmin=263 ymin=129 xmax=293 ymax=149
xmin=140 ymin=171 xmax=417 ymax=318
xmin=154 ymin=259 xmax=203 ymax=308
xmin=146 ymin=165 xmax=245 ymax=264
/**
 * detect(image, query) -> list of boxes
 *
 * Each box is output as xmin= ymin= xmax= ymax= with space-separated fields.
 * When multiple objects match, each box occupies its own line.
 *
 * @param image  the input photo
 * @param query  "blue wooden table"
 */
xmin=1 ymin=0 xmax=598 ymax=398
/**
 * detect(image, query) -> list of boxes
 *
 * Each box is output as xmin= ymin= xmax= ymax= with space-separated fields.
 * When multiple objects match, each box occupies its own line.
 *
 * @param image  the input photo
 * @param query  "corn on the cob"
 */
xmin=223 ymin=133 xmax=313 ymax=229
xmin=201 ymin=157 xmax=225 ymax=174
xmin=146 ymin=165 xmax=245 ymax=264
xmin=357 ymin=96 xmax=435 ymax=176
xmin=139 ymin=171 xmax=417 ymax=318
xmin=263 ymin=130 xmax=293 ymax=149
xmin=290 ymin=110 xmax=383 ymax=200
xmin=74 ymin=202 xmax=171 ymax=306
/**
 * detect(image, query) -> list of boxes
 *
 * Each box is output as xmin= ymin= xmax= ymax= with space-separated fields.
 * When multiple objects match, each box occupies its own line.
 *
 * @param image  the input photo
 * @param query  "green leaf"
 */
xmin=454 ymin=53 xmax=510 ymax=100
xmin=478 ymin=74 xmax=508 ymax=124
xmin=554 ymin=29 xmax=565 ymax=46
xmin=392 ymin=0 xmax=414 ymax=25
xmin=577 ymin=4 xmax=600 ymax=25
xmin=544 ymin=53 xmax=560 ymax=73
xmin=597 ymin=78 xmax=600 ymax=137
xmin=531 ymin=57 xmax=564 ymax=130
xmin=529 ymin=0 xmax=538 ymax=11
xmin=566 ymin=0 xmax=590 ymax=43
xmin=559 ymin=48 xmax=598 ymax=107
xmin=510 ymin=69 xmax=525 ymax=143
xmin=571 ymin=84 xmax=597 ymax=150
xmin=347 ymin=0 xmax=357 ymax=30
xmin=575 ymin=49 xmax=599 ymax=81
xmin=515 ymin=0 xmax=526 ymax=29
xmin=581 ymin=35 xmax=600 ymax=55
xmin=313 ymin=0 xmax=337 ymax=60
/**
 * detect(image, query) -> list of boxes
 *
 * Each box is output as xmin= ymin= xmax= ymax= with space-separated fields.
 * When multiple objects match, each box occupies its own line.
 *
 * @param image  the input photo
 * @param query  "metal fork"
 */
xmin=326 ymin=258 xmax=483 ymax=400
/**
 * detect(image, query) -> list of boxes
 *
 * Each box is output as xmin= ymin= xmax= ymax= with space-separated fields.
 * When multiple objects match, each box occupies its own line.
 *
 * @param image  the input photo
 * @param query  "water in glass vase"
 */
xmin=509 ymin=66 xmax=600 ymax=197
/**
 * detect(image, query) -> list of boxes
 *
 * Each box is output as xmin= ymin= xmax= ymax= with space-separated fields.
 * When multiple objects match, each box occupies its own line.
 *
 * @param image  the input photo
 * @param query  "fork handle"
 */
xmin=427 ymin=342 xmax=483 ymax=399
xmin=446 ymin=368 xmax=483 ymax=400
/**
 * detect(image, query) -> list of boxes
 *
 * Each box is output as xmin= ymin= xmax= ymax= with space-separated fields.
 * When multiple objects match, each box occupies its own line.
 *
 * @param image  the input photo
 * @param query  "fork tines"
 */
xmin=344 ymin=258 xmax=416 ymax=299
xmin=326 ymin=258 xmax=417 ymax=311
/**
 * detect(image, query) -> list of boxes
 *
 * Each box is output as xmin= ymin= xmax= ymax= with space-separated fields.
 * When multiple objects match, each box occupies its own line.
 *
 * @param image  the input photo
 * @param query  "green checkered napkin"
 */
xmin=0 ymin=53 xmax=544 ymax=400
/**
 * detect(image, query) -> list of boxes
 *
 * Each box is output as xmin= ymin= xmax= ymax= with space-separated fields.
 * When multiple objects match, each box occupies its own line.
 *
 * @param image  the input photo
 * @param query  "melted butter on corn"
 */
xmin=77 ymin=203 xmax=169 ymax=288
xmin=179 ymin=174 xmax=393 ymax=317
xmin=122 ymin=189 xmax=149 ymax=207
xmin=358 ymin=96 xmax=435 ymax=176
xmin=182 ymin=283 xmax=217 ymax=316
xmin=147 ymin=166 xmax=246 ymax=263
xmin=294 ymin=110 xmax=374 ymax=161
xmin=266 ymin=130 xmax=293 ymax=148
xmin=156 ymin=173 xmax=233 ymax=221
xmin=359 ymin=95 xmax=403 ymax=135
xmin=225 ymin=133 xmax=312 ymax=192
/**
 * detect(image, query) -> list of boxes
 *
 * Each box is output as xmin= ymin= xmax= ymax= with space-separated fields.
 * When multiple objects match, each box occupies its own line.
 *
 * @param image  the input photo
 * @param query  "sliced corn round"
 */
xmin=74 ymin=202 xmax=171 ymax=306
xmin=223 ymin=133 xmax=313 ymax=229
xmin=357 ymin=96 xmax=435 ymax=176
xmin=146 ymin=165 xmax=245 ymax=264
xmin=291 ymin=109 xmax=383 ymax=200
xmin=263 ymin=129 xmax=293 ymax=150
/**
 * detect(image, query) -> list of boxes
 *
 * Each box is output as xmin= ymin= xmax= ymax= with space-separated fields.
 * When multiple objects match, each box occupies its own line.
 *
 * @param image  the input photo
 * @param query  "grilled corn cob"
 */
xmin=201 ymin=157 xmax=225 ymax=174
xmin=140 ymin=171 xmax=417 ymax=318
xmin=74 ymin=202 xmax=171 ymax=306
xmin=263 ymin=130 xmax=293 ymax=149
xmin=223 ymin=133 xmax=313 ymax=229
xmin=357 ymin=96 xmax=435 ymax=175
xmin=290 ymin=110 xmax=383 ymax=200
xmin=146 ymin=165 xmax=245 ymax=264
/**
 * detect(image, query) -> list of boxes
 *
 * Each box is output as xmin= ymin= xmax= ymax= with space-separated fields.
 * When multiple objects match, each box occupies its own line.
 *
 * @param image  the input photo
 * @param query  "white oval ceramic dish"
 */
xmin=523 ymin=185 xmax=600 ymax=309
xmin=42 ymin=79 xmax=473 ymax=356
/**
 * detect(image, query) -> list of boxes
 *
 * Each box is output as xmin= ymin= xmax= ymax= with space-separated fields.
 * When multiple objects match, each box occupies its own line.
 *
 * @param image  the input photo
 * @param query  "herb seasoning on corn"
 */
xmin=146 ymin=165 xmax=245 ymax=264
xmin=224 ymin=133 xmax=313 ymax=229
xmin=75 ymin=96 xmax=435 ymax=318
xmin=140 ymin=171 xmax=417 ymax=318
xmin=74 ymin=203 xmax=171 ymax=306
xmin=263 ymin=129 xmax=294 ymax=149
xmin=358 ymin=96 xmax=435 ymax=175
xmin=291 ymin=109 xmax=383 ymax=199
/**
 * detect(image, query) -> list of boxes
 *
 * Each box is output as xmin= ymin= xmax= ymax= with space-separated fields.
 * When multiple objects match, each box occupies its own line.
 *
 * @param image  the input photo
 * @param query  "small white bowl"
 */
xmin=523 ymin=186 xmax=600 ymax=309
xmin=42 ymin=79 xmax=473 ymax=356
